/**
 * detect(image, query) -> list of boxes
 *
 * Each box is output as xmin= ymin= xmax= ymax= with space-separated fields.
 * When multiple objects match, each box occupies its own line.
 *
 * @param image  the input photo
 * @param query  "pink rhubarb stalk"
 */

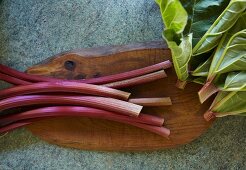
xmin=0 ymin=81 xmax=131 ymax=100
xmin=129 ymin=97 xmax=172 ymax=106
xmin=0 ymin=95 xmax=143 ymax=117
xmin=0 ymin=106 xmax=164 ymax=126
xmin=0 ymin=61 xmax=172 ymax=84
xmin=0 ymin=107 xmax=170 ymax=138
xmin=0 ymin=73 xmax=31 ymax=85
xmin=103 ymin=70 xmax=167 ymax=88
xmin=0 ymin=116 xmax=170 ymax=138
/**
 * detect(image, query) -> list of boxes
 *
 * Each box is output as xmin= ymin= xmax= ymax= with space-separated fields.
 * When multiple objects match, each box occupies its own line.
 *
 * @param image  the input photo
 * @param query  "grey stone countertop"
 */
xmin=0 ymin=0 xmax=245 ymax=169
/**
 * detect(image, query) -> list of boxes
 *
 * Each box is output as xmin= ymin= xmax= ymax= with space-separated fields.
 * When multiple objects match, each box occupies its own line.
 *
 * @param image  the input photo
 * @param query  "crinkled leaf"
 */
xmin=157 ymin=0 xmax=192 ymax=83
xmin=182 ymin=0 xmax=230 ymax=73
xmin=180 ymin=0 xmax=230 ymax=46
xmin=163 ymin=30 xmax=192 ymax=81
xmin=157 ymin=0 xmax=231 ymax=83
xmin=156 ymin=0 xmax=188 ymax=34
xmin=193 ymin=0 xmax=246 ymax=56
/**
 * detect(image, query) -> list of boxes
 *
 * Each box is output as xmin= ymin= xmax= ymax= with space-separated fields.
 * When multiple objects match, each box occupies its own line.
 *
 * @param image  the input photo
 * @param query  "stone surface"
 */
xmin=0 ymin=0 xmax=245 ymax=169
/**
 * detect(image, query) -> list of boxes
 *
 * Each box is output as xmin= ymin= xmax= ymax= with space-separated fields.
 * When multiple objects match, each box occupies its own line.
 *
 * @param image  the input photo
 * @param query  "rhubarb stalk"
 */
xmin=0 ymin=106 xmax=164 ymax=126
xmin=129 ymin=97 xmax=172 ymax=106
xmin=0 ymin=116 xmax=170 ymax=138
xmin=103 ymin=70 xmax=167 ymax=88
xmin=0 ymin=95 xmax=143 ymax=117
xmin=0 ymin=61 xmax=172 ymax=84
xmin=0 ymin=73 xmax=31 ymax=85
xmin=0 ymin=81 xmax=131 ymax=100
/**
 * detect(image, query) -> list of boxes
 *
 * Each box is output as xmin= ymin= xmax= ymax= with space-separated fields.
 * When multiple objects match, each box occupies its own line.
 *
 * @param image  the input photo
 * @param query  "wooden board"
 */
xmin=26 ymin=41 xmax=213 ymax=151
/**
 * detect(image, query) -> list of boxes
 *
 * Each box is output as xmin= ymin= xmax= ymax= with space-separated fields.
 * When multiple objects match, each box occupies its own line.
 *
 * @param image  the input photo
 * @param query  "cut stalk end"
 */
xmin=176 ymin=80 xmax=187 ymax=89
xmin=204 ymin=110 xmax=216 ymax=121
xmin=129 ymin=97 xmax=172 ymax=106
xmin=198 ymin=82 xmax=219 ymax=103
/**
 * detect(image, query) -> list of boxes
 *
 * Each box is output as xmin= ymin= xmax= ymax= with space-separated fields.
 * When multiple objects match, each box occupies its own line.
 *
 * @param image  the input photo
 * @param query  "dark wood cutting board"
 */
xmin=25 ymin=41 xmax=213 ymax=151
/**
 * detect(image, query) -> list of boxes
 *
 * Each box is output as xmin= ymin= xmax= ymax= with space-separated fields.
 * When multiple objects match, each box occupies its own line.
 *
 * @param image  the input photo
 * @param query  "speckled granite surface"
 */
xmin=0 ymin=0 xmax=245 ymax=169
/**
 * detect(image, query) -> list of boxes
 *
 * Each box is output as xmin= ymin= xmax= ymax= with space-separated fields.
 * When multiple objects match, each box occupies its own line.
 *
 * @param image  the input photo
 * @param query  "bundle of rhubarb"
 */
xmin=156 ymin=0 xmax=246 ymax=120
xmin=0 ymin=60 xmax=172 ymax=138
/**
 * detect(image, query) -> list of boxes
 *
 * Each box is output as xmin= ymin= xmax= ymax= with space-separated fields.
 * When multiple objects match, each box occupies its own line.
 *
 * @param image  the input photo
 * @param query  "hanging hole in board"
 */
xmin=64 ymin=60 xmax=76 ymax=71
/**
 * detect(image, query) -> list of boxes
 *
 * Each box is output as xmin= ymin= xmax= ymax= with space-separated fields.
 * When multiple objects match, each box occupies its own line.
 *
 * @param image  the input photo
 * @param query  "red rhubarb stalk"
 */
xmin=129 ymin=97 xmax=172 ymax=106
xmin=0 ymin=95 xmax=143 ymax=117
xmin=0 ymin=69 xmax=167 ymax=89
xmin=0 ymin=73 xmax=32 ymax=85
xmin=0 ymin=106 xmax=164 ymax=126
xmin=0 ymin=116 xmax=170 ymax=138
xmin=0 ymin=82 xmax=131 ymax=100
xmin=84 ymin=60 xmax=172 ymax=84
xmin=0 ymin=64 xmax=57 ymax=82
xmin=103 ymin=70 xmax=167 ymax=88
xmin=0 ymin=61 xmax=172 ymax=84
xmin=0 ymin=121 xmax=30 ymax=134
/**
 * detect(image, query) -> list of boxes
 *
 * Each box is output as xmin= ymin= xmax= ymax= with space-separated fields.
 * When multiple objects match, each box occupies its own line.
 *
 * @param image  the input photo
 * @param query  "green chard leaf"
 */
xmin=204 ymin=91 xmax=246 ymax=120
xmin=156 ymin=0 xmax=192 ymax=86
xmin=203 ymin=91 xmax=229 ymax=120
xmin=187 ymin=0 xmax=231 ymax=72
xmin=193 ymin=0 xmax=246 ymax=56
xmin=157 ymin=0 xmax=231 ymax=85
xmin=157 ymin=0 xmax=246 ymax=119
xmin=180 ymin=0 xmax=230 ymax=46
xmin=198 ymin=12 xmax=246 ymax=103
xmin=198 ymin=70 xmax=246 ymax=103
xmin=192 ymin=56 xmax=212 ymax=77
xmin=156 ymin=0 xmax=188 ymax=34
xmin=192 ymin=76 xmax=206 ymax=85
xmin=209 ymin=91 xmax=230 ymax=109
xmin=207 ymin=11 xmax=246 ymax=79
xmin=163 ymin=30 xmax=192 ymax=81
xmin=212 ymin=91 xmax=246 ymax=117
xmin=216 ymin=30 xmax=246 ymax=74
xmin=223 ymin=71 xmax=246 ymax=91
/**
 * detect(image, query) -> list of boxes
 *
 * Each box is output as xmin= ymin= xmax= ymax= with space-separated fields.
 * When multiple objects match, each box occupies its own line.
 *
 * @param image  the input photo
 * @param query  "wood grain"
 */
xmin=26 ymin=41 xmax=213 ymax=151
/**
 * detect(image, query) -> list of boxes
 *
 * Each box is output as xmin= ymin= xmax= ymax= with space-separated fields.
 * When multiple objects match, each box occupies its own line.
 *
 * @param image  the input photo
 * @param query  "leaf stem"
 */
xmin=198 ymin=81 xmax=219 ymax=103
xmin=176 ymin=80 xmax=187 ymax=89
